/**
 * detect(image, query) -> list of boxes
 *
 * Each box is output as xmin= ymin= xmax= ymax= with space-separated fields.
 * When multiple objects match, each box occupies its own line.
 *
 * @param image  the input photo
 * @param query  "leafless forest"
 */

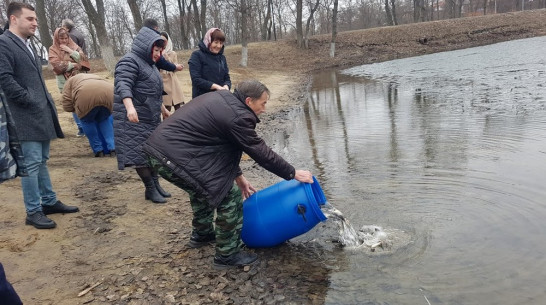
xmin=1 ymin=0 xmax=545 ymax=66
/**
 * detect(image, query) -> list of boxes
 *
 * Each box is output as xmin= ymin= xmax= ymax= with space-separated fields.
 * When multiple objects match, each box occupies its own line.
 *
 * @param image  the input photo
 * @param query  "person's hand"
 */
xmin=60 ymin=45 xmax=73 ymax=53
xmin=161 ymin=105 xmax=171 ymax=120
xmin=211 ymin=84 xmax=227 ymax=91
xmin=126 ymin=106 xmax=139 ymax=122
xmin=294 ymin=170 xmax=313 ymax=183
xmin=222 ymin=85 xmax=230 ymax=91
xmin=175 ymin=64 xmax=183 ymax=71
xmin=235 ymin=175 xmax=256 ymax=200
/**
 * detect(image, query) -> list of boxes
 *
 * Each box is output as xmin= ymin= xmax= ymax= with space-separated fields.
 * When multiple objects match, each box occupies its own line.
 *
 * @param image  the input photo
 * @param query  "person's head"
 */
xmin=237 ymin=80 xmax=270 ymax=116
xmin=143 ymin=18 xmax=159 ymax=31
xmin=7 ymin=2 xmax=37 ymax=38
xmin=55 ymin=27 xmax=70 ymax=46
xmin=61 ymin=19 xmax=75 ymax=31
xmin=159 ymin=31 xmax=173 ymax=53
xmin=204 ymin=28 xmax=225 ymax=54
xmin=160 ymin=31 xmax=169 ymax=41
xmin=151 ymin=39 xmax=165 ymax=62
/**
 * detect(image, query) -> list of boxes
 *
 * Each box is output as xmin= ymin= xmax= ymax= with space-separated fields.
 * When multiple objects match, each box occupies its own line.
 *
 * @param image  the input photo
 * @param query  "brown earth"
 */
xmin=1 ymin=9 xmax=545 ymax=305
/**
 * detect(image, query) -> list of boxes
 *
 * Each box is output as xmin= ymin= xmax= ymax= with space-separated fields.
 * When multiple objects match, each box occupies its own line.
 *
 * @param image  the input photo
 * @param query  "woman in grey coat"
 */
xmin=113 ymin=26 xmax=171 ymax=203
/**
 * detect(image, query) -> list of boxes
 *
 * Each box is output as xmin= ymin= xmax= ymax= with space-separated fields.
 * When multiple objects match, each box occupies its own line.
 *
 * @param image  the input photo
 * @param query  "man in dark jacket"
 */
xmin=0 ymin=2 xmax=79 ymax=229
xmin=143 ymin=80 xmax=313 ymax=269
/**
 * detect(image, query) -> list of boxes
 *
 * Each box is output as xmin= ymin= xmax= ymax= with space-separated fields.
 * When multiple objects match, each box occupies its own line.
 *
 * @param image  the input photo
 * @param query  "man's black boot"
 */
xmin=153 ymin=176 xmax=171 ymax=198
xmin=213 ymin=251 xmax=258 ymax=270
xmin=143 ymin=177 xmax=166 ymax=203
xmin=187 ymin=232 xmax=216 ymax=248
xmin=42 ymin=200 xmax=79 ymax=215
xmin=25 ymin=211 xmax=56 ymax=229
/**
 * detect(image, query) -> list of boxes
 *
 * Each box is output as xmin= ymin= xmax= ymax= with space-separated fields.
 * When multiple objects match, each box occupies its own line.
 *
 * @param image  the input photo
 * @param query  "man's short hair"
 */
xmin=236 ymin=80 xmax=270 ymax=100
xmin=143 ymin=18 xmax=159 ymax=30
xmin=7 ymin=2 xmax=35 ymax=19
xmin=62 ymin=19 xmax=75 ymax=31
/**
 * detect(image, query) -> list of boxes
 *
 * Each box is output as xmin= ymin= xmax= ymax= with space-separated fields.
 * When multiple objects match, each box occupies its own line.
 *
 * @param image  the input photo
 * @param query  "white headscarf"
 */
xmin=162 ymin=33 xmax=173 ymax=53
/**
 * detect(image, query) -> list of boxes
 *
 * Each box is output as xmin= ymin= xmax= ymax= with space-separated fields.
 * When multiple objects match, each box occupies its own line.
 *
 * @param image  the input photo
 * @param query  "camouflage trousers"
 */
xmin=148 ymin=156 xmax=243 ymax=256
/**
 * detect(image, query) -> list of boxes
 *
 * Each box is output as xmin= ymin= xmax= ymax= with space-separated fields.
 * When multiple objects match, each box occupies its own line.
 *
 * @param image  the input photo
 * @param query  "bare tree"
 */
xmin=35 ymin=0 xmax=53 ymax=50
xmin=86 ymin=17 xmax=100 ymax=58
xmin=81 ymin=0 xmax=116 ymax=74
xmin=190 ymin=0 xmax=203 ymax=39
xmin=240 ymin=0 xmax=249 ymax=67
xmin=260 ymin=0 xmax=273 ymax=40
xmin=225 ymin=0 xmax=250 ymax=66
xmin=330 ymin=0 xmax=337 ymax=58
xmin=177 ymin=0 xmax=190 ymax=49
xmin=296 ymin=0 xmax=303 ymax=47
xmin=303 ymin=0 xmax=320 ymax=48
xmin=390 ymin=0 xmax=398 ymax=25
xmin=384 ymin=0 xmax=398 ymax=25
xmin=127 ymin=0 xmax=143 ymax=31
xmin=159 ymin=0 xmax=171 ymax=35
xmin=199 ymin=0 xmax=207 ymax=37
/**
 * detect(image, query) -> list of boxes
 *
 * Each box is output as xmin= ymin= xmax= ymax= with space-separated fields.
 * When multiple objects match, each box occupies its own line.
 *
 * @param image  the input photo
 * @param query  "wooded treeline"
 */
xmin=1 ymin=0 xmax=544 ymax=67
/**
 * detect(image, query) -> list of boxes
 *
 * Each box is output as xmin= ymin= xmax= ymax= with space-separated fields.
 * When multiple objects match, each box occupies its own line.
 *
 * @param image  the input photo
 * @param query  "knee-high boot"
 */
xmin=153 ymin=175 xmax=171 ymax=198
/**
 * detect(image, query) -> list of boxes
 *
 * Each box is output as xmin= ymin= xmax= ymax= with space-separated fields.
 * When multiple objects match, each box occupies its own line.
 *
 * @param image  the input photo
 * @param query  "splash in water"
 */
xmin=321 ymin=202 xmax=389 ymax=251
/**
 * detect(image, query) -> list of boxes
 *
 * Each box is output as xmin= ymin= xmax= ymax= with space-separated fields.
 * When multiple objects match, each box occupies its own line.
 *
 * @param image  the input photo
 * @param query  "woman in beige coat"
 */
xmin=160 ymin=32 xmax=184 ymax=112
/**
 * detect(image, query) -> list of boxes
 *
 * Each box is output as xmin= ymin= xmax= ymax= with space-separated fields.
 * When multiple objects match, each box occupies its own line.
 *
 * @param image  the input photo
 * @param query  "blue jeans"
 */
xmin=80 ymin=107 xmax=115 ymax=154
xmin=73 ymin=112 xmax=83 ymax=134
xmin=20 ymin=141 xmax=57 ymax=214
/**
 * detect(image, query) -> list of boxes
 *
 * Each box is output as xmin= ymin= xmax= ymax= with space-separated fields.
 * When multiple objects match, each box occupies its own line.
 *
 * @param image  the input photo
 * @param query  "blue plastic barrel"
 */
xmin=241 ymin=176 xmax=328 ymax=248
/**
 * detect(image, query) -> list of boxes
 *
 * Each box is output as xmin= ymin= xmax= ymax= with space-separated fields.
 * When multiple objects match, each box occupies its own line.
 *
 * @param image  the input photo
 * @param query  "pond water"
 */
xmin=270 ymin=36 xmax=546 ymax=304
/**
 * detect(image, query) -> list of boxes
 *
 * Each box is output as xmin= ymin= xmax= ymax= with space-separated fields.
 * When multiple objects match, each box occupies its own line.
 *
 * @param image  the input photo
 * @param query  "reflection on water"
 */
xmin=276 ymin=37 xmax=546 ymax=304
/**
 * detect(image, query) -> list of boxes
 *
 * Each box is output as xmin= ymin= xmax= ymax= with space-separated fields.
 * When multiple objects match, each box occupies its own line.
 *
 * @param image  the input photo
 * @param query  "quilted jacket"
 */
xmin=113 ymin=27 xmax=164 ymax=169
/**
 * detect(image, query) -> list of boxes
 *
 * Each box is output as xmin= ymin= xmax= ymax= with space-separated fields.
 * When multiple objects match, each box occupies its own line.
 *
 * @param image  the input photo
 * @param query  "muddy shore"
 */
xmin=1 ymin=9 xmax=545 ymax=305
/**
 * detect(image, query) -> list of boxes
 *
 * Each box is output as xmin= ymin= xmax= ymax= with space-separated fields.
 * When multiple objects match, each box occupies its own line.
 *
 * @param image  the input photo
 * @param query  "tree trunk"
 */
xmin=200 ymin=0 xmax=207 ymax=38
xmin=127 ymin=0 xmax=143 ymax=31
xmin=330 ymin=0 xmax=338 ymax=58
xmin=160 ymin=0 xmax=171 ymax=35
xmin=177 ymin=0 xmax=189 ymax=49
xmin=240 ymin=0 xmax=248 ymax=67
xmin=261 ymin=0 xmax=272 ymax=40
xmin=190 ymin=0 xmax=202 ymax=39
xmin=391 ymin=0 xmax=398 ymax=25
xmin=81 ymin=0 xmax=116 ymax=75
xmin=35 ymin=0 xmax=52 ymax=50
xmin=384 ymin=0 xmax=393 ymax=25
xmin=303 ymin=0 xmax=320 ymax=49
xmin=87 ymin=18 xmax=100 ymax=58
xmin=296 ymin=0 xmax=303 ymax=47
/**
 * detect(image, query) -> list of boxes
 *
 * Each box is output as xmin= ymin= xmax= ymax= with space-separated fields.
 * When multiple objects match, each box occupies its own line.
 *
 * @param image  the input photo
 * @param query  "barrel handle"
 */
xmin=297 ymin=204 xmax=307 ymax=222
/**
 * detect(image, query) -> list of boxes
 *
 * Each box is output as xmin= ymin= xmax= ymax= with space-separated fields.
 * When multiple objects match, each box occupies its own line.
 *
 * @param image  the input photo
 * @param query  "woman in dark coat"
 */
xmin=113 ymin=26 xmax=171 ymax=203
xmin=188 ymin=27 xmax=231 ymax=98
